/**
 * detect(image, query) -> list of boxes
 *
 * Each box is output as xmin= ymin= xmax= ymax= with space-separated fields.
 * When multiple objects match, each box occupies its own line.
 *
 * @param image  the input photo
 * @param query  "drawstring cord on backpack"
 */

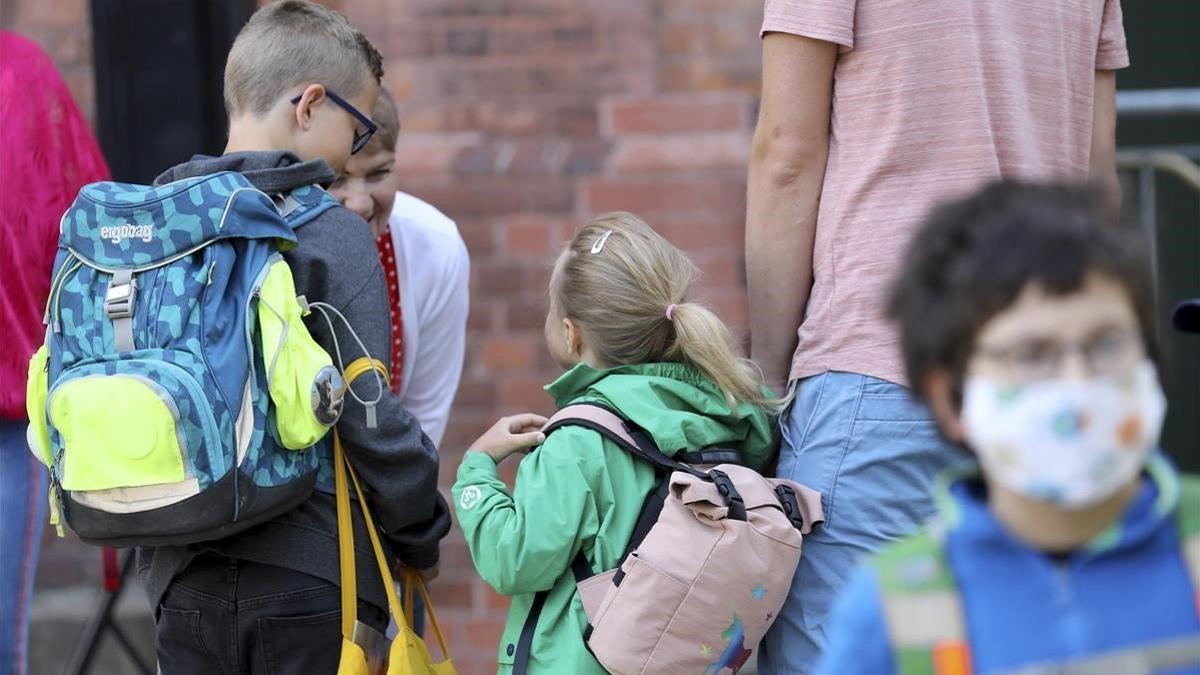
xmin=300 ymin=297 xmax=386 ymax=429
xmin=255 ymin=295 xmax=289 ymax=387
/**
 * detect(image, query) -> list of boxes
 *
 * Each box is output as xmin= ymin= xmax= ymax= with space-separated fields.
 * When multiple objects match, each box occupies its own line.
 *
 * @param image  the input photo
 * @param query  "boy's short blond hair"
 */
xmin=224 ymin=0 xmax=384 ymax=117
xmin=364 ymin=87 xmax=401 ymax=154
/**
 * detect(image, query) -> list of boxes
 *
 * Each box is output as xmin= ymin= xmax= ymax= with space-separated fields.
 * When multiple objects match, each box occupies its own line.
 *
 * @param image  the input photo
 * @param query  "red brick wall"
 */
xmin=15 ymin=1 xmax=764 ymax=673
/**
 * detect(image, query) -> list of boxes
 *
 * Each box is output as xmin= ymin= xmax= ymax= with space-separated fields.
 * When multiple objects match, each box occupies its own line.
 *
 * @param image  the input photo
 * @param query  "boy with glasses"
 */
xmin=138 ymin=3 xmax=449 ymax=673
xmin=817 ymin=182 xmax=1200 ymax=675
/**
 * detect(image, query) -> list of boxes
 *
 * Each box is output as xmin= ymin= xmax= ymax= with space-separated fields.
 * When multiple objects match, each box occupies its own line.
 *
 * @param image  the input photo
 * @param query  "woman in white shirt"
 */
xmin=330 ymin=87 xmax=469 ymax=447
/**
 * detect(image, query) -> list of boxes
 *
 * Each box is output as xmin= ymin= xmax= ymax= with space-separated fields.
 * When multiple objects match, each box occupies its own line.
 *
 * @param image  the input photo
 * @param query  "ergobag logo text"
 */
xmin=98 ymin=223 xmax=154 ymax=244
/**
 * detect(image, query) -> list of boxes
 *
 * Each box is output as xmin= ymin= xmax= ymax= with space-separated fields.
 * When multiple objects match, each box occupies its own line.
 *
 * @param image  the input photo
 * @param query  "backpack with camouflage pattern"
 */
xmin=26 ymin=171 xmax=346 ymax=546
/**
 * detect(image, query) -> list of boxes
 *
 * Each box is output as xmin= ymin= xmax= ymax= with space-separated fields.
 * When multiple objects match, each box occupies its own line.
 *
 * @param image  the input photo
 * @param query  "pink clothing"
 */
xmin=762 ymin=0 xmax=1129 ymax=387
xmin=0 ymin=32 xmax=110 ymax=419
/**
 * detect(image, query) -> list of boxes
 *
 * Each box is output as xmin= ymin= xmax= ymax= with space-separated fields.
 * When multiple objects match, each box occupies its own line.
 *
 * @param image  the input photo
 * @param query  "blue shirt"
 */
xmin=818 ymin=457 xmax=1200 ymax=675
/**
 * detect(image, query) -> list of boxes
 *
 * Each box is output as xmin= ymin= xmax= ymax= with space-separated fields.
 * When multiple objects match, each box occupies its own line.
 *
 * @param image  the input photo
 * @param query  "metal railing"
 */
xmin=1116 ymin=144 xmax=1200 ymax=273
xmin=1116 ymin=88 xmax=1200 ymax=118
xmin=1114 ymin=88 xmax=1200 ymax=277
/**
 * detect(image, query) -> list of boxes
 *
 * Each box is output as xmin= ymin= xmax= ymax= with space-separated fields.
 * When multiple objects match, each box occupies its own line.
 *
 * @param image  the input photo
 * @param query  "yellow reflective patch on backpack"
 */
xmin=257 ymin=259 xmax=342 ymax=450
xmin=25 ymin=344 xmax=52 ymax=467
xmin=49 ymin=375 xmax=186 ymax=491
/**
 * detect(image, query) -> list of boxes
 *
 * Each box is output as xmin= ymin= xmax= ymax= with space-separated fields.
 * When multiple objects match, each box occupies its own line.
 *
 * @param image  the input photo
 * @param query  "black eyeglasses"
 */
xmin=974 ymin=327 xmax=1142 ymax=380
xmin=291 ymin=89 xmax=378 ymax=155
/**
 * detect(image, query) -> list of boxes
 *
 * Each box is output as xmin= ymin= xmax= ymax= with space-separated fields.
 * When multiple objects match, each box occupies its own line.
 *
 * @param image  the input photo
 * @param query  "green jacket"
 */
xmin=452 ymin=362 xmax=776 ymax=674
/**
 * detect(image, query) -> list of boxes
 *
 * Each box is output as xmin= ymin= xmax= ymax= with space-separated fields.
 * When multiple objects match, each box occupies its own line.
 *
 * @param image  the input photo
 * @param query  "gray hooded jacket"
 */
xmin=137 ymin=151 xmax=450 ymax=612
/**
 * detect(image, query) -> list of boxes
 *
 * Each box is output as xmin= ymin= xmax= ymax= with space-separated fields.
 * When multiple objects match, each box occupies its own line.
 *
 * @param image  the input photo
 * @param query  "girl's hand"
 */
xmin=468 ymin=414 xmax=549 ymax=464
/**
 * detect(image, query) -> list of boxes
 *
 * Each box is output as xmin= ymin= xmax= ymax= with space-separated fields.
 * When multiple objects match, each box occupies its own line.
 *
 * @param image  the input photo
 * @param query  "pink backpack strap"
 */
xmin=542 ymin=403 xmax=643 ymax=454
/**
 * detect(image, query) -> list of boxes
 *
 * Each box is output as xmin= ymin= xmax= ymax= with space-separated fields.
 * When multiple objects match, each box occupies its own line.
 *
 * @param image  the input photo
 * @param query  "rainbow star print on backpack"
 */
xmin=25 ymin=171 xmax=347 ymax=546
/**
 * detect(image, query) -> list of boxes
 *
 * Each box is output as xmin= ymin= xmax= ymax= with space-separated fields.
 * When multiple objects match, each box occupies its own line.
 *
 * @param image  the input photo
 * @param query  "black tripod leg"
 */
xmin=110 ymin=621 xmax=154 ymax=675
xmin=64 ymin=551 xmax=152 ymax=675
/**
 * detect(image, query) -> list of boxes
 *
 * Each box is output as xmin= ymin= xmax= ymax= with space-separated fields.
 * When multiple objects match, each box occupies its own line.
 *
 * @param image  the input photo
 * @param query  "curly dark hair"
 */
xmin=888 ymin=180 xmax=1158 ymax=400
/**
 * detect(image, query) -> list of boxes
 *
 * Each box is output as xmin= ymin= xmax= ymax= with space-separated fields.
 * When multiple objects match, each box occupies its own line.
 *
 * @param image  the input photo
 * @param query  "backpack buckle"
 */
xmin=709 ymin=469 xmax=747 ymax=521
xmin=775 ymin=484 xmax=805 ymax=530
xmin=105 ymin=269 xmax=138 ymax=352
xmin=273 ymin=193 xmax=303 ymax=218
xmin=104 ymin=277 xmax=137 ymax=319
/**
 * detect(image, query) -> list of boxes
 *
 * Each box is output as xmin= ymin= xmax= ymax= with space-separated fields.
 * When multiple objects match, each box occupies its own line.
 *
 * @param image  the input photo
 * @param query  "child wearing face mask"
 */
xmin=817 ymin=181 xmax=1200 ymax=675
xmin=451 ymin=212 xmax=780 ymax=674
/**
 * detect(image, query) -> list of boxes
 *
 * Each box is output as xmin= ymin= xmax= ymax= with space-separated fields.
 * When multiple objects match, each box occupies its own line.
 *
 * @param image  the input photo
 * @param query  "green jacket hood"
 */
xmin=545 ymin=362 xmax=776 ymax=465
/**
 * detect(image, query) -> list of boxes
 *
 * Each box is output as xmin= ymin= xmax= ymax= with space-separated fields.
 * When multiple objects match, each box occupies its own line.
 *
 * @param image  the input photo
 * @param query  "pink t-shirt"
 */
xmin=762 ymin=0 xmax=1129 ymax=387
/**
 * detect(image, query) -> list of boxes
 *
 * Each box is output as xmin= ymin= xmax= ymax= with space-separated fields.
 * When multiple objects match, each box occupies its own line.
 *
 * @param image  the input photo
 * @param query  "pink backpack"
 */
xmin=516 ymin=403 xmax=823 ymax=675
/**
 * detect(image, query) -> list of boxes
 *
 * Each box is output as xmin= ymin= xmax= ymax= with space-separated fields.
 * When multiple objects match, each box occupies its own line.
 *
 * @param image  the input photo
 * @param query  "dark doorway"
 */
xmin=91 ymin=0 xmax=254 ymax=183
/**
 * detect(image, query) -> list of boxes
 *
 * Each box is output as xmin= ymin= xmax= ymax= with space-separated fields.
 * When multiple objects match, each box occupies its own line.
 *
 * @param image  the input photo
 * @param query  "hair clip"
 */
xmin=591 ymin=229 xmax=613 ymax=253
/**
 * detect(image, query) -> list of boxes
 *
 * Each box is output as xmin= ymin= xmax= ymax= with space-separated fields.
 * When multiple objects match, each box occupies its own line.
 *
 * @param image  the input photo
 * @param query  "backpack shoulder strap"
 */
xmin=871 ymin=526 xmax=973 ymax=675
xmin=1176 ymin=474 xmax=1200 ymax=608
xmin=275 ymin=184 xmax=338 ymax=229
xmin=541 ymin=402 xmax=700 ymax=478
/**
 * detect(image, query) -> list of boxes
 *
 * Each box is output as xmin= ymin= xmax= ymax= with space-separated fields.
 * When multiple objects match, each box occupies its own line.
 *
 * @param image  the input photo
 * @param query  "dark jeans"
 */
xmin=154 ymin=554 xmax=387 ymax=675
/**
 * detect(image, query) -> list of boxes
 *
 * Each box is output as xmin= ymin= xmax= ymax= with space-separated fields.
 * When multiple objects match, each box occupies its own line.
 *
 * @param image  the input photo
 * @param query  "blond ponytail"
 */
xmin=554 ymin=212 xmax=781 ymax=413
xmin=662 ymin=302 xmax=778 ymax=411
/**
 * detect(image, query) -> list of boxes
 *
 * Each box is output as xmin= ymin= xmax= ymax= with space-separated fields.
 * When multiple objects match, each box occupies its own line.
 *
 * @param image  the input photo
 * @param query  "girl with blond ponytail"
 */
xmin=453 ymin=212 xmax=779 ymax=674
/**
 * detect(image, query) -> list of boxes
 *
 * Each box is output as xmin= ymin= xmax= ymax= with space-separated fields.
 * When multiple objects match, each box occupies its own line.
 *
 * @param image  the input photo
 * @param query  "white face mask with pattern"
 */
xmin=961 ymin=359 xmax=1166 ymax=509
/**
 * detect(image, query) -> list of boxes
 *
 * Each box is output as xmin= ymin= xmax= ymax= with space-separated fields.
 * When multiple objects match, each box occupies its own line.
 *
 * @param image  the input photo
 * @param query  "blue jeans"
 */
xmin=758 ymin=372 xmax=968 ymax=675
xmin=0 ymin=420 xmax=47 ymax=675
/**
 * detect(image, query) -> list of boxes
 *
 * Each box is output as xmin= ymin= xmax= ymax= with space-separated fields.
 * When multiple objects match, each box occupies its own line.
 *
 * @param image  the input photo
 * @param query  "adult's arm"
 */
xmin=1090 ymin=70 xmax=1120 ymax=201
xmin=1091 ymin=0 xmax=1129 ymax=201
xmin=746 ymin=32 xmax=837 ymax=394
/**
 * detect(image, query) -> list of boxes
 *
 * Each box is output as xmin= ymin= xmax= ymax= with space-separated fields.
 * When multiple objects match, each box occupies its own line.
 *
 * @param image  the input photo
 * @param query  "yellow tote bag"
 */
xmin=335 ymin=430 xmax=457 ymax=675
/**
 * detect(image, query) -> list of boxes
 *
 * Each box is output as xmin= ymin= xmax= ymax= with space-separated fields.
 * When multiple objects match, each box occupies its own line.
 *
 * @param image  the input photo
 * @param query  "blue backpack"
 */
xmin=26 ymin=171 xmax=349 ymax=547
